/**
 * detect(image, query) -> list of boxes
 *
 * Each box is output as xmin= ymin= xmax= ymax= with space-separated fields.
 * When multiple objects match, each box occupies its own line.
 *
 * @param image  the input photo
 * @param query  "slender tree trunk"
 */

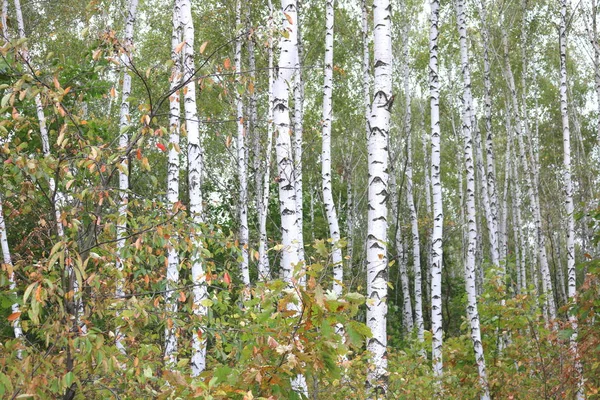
xmin=257 ymin=0 xmax=275 ymax=280
xmin=456 ymin=0 xmax=490 ymax=397
xmin=114 ymin=0 xmax=138 ymax=355
xmin=390 ymin=166 xmax=414 ymax=334
xmin=428 ymin=0 xmax=444 ymax=382
xmin=180 ymin=0 xmax=207 ymax=376
xmin=293 ymin=0 xmax=305 ymax=266
xmin=362 ymin=0 xmax=371 ymax=140
xmin=403 ymin=55 xmax=423 ymax=343
xmin=321 ymin=0 xmax=343 ymax=296
xmin=235 ymin=0 xmax=250 ymax=286
xmin=366 ymin=0 xmax=392 ymax=394
xmin=0 ymin=196 xmax=22 ymax=342
xmin=559 ymin=2 xmax=584 ymax=396
xmin=478 ymin=0 xmax=500 ymax=268
xmin=345 ymin=158 xmax=355 ymax=272
xmin=164 ymin=0 xmax=182 ymax=368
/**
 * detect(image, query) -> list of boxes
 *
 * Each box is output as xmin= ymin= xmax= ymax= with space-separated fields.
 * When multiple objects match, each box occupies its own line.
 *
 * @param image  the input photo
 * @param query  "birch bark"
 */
xmin=428 ymin=0 xmax=444 ymax=381
xmin=293 ymin=0 xmax=305 ymax=266
xmin=235 ymin=0 xmax=250 ymax=286
xmin=115 ymin=0 xmax=139 ymax=354
xmin=165 ymin=0 xmax=182 ymax=368
xmin=456 ymin=0 xmax=490 ymax=396
xmin=321 ymin=0 xmax=343 ymax=296
xmin=403 ymin=57 xmax=423 ymax=342
xmin=257 ymin=0 xmax=275 ymax=280
xmin=0 ymin=196 xmax=22 ymax=341
xmin=559 ymin=2 xmax=584 ymax=396
xmin=179 ymin=0 xmax=208 ymax=376
xmin=366 ymin=0 xmax=392 ymax=393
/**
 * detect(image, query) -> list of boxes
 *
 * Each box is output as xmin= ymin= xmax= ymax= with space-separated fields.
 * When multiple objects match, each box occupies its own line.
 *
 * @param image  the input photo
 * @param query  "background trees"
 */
xmin=0 ymin=0 xmax=599 ymax=399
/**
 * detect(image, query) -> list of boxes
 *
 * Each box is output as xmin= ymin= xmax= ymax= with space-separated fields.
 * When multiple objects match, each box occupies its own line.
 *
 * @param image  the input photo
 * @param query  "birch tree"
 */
xmin=164 ymin=0 xmax=182 ymax=368
xmin=179 ymin=0 xmax=208 ymax=376
xmin=428 ymin=0 xmax=444 ymax=381
xmin=274 ymin=0 xmax=302 ymax=283
xmin=321 ymin=0 xmax=343 ymax=296
xmin=456 ymin=0 xmax=490 ymax=396
xmin=115 ymin=0 xmax=138 ymax=354
xmin=235 ymin=0 xmax=250 ymax=286
xmin=559 ymin=1 xmax=584 ymax=397
xmin=402 ymin=44 xmax=423 ymax=342
xmin=366 ymin=0 xmax=392 ymax=393
xmin=257 ymin=0 xmax=275 ymax=280
xmin=293 ymin=0 xmax=305 ymax=265
xmin=1 ymin=196 xmax=22 ymax=342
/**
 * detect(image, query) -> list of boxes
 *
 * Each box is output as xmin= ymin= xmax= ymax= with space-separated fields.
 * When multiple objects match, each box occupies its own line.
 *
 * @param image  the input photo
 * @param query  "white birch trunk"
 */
xmin=321 ymin=0 xmax=343 ymax=296
xmin=235 ymin=0 xmax=250 ymax=286
xmin=180 ymin=0 xmax=208 ymax=376
xmin=456 ymin=0 xmax=490 ymax=396
xmin=403 ymin=59 xmax=423 ymax=342
xmin=390 ymin=168 xmax=414 ymax=334
xmin=559 ymin=2 xmax=584 ymax=396
xmin=478 ymin=0 xmax=500 ymax=269
xmin=115 ymin=0 xmax=138 ymax=355
xmin=274 ymin=0 xmax=301 ymax=282
xmin=428 ymin=0 xmax=444 ymax=381
xmin=293 ymin=0 xmax=305 ymax=266
xmin=257 ymin=0 xmax=275 ymax=280
xmin=0 ymin=196 xmax=22 ymax=342
xmin=274 ymin=1 xmax=307 ymax=394
xmin=165 ymin=0 xmax=182 ymax=368
xmin=362 ymin=0 xmax=371 ymax=140
xmin=366 ymin=0 xmax=392 ymax=393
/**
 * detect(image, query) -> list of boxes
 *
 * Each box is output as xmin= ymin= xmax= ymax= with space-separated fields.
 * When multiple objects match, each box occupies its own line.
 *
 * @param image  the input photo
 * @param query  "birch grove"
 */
xmin=1 ymin=0 xmax=598 ymax=398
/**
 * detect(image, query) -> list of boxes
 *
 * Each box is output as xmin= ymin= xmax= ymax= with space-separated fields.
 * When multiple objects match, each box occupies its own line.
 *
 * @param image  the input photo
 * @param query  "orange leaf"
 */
xmin=157 ymin=142 xmax=167 ymax=152
xmin=174 ymin=41 xmax=185 ymax=54
xmin=7 ymin=312 xmax=21 ymax=322
xmin=199 ymin=41 xmax=208 ymax=54
xmin=196 ymin=329 xmax=203 ymax=341
xmin=53 ymin=76 xmax=60 ymax=89
xmin=110 ymin=86 xmax=116 ymax=98
xmin=136 ymin=148 xmax=142 ymax=160
xmin=284 ymin=12 xmax=294 ymax=25
xmin=178 ymin=291 xmax=186 ymax=302
xmin=223 ymin=271 xmax=231 ymax=285
xmin=224 ymin=58 xmax=231 ymax=70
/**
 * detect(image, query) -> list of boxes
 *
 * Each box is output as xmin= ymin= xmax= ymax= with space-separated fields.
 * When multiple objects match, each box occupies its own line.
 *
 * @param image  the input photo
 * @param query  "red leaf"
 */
xmin=136 ymin=148 xmax=142 ymax=160
xmin=157 ymin=143 xmax=167 ymax=152
xmin=223 ymin=271 xmax=231 ymax=286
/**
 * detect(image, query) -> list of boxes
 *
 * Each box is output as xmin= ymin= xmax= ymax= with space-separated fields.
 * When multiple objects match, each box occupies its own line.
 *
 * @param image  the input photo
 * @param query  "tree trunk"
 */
xmin=180 ymin=0 xmax=208 ymax=376
xmin=257 ymin=0 xmax=275 ymax=280
xmin=114 ymin=0 xmax=138 ymax=355
xmin=428 ymin=0 xmax=444 ymax=382
xmin=0 ymin=195 xmax=22 ymax=342
xmin=456 ymin=0 xmax=490 ymax=396
xmin=235 ymin=0 xmax=250 ymax=286
xmin=164 ymin=0 xmax=182 ymax=368
xmin=321 ymin=0 xmax=343 ymax=296
xmin=559 ymin=1 xmax=584 ymax=396
xmin=366 ymin=0 xmax=392 ymax=394
xmin=293 ymin=0 xmax=305 ymax=266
